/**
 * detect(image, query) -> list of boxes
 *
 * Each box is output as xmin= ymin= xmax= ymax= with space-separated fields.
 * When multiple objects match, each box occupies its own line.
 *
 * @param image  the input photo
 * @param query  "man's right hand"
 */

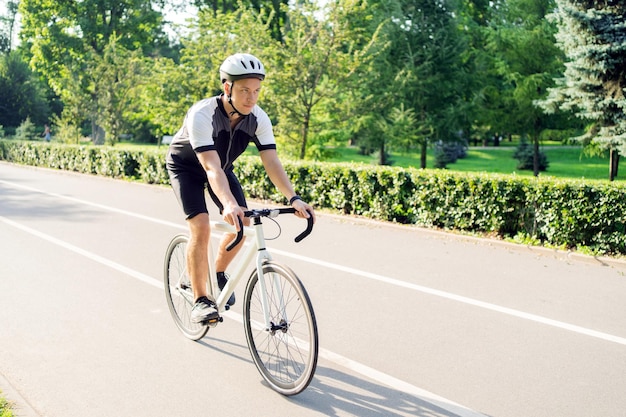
xmin=223 ymin=203 xmax=244 ymax=231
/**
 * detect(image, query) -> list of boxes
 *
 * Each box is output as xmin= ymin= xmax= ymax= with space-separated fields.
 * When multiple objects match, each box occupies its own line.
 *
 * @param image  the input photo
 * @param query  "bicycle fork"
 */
xmin=252 ymin=219 xmax=289 ymax=333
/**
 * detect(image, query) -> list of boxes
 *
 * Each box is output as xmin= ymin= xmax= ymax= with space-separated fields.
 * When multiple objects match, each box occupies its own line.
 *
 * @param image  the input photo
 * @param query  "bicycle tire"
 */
xmin=163 ymin=234 xmax=209 ymax=340
xmin=243 ymin=261 xmax=318 ymax=396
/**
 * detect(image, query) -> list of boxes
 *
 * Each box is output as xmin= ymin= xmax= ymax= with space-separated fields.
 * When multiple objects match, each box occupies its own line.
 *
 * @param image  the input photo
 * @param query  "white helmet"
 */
xmin=219 ymin=53 xmax=265 ymax=83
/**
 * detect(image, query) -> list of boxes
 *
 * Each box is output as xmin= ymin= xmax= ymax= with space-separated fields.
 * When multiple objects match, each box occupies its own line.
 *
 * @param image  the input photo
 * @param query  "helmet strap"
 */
xmin=226 ymin=81 xmax=245 ymax=118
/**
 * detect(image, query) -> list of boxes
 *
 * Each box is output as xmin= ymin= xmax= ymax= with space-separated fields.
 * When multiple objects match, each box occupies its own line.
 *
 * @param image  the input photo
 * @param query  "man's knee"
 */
xmin=188 ymin=213 xmax=210 ymax=240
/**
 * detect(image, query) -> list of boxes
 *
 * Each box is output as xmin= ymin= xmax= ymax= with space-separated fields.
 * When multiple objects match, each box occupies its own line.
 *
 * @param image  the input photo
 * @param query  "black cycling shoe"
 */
xmin=191 ymin=296 xmax=220 ymax=324
xmin=218 ymin=272 xmax=236 ymax=306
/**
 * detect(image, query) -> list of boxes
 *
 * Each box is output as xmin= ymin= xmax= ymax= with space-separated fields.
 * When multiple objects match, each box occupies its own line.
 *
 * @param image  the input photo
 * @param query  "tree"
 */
xmin=0 ymin=51 xmax=50 ymax=129
xmin=485 ymin=0 xmax=565 ymax=176
xmin=18 ymin=0 xmax=170 ymax=142
xmin=192 ymin=0 xmax=289 ymax=41
xmin=338 ymin=0 xmax=402 ymax=165
xmin=136 ymin=6 xmax=276 ymax=139
xmin=540 ymin=0 xmax=626 ymax=181
xmin=265 ymin=0 xmax=386 ymax=159
xmin=94 ymin=37 xmax=146 ymax=145
xmin=0 ymin=0 xmax=19 ymax=53
xmin=14 ymin=116 xmax=39 ymax=140
xmin=457 ymin=0 xmax=509 ymax=146
xmin=390 ymin=0 xmax=467 ymax=168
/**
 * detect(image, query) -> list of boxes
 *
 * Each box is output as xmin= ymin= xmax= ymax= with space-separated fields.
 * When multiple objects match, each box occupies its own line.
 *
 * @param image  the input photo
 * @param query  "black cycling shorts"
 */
xmin=166 ymin=147 xmax=247 ymax=220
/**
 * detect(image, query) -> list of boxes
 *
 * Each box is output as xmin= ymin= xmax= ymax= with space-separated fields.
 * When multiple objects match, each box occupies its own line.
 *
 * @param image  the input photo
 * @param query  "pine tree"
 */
xmin=540 ymin=0 xmax=626 ymax=180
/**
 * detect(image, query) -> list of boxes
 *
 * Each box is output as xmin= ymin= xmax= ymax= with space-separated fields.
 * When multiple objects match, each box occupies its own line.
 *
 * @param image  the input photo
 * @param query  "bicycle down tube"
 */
xmin=211 ymin=209 xmax=313 ymax=328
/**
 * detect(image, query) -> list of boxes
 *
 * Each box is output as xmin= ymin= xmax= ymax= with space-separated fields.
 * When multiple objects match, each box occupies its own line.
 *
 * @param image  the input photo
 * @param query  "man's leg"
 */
xmin=214 ymin=213 xmax=250 ymax=273
xmin=187 ymin=213 xmax=211 ymax=301
xmin=214 ymin=213 xmax=250 ymax=306
xmin=186 ymin=213 xmax=221 ymax=323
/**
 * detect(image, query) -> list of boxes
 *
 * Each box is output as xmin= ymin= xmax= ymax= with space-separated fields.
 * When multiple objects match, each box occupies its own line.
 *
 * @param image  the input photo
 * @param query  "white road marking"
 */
xmin=2 ymin=178 xmax=625 ymax=347
xmin=271 ymin=249 xmax=626 ymax=347
xmin=0 ymin=214 xmax=487 ymax=417
xmin=3 ymin=176 xmax=626 ymax=415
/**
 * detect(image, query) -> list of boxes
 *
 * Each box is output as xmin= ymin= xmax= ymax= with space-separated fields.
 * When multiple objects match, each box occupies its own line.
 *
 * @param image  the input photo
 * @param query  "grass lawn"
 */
xmin=327 ymin=145 xmax=621 ymax=183
xmin=112 ymin=139 xmax=620 ymax=182
xmin=450 ymin=147 xmax=617 ymax=181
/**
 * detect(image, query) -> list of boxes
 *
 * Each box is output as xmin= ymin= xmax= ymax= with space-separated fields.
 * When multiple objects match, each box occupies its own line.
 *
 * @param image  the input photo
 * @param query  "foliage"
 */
xmin=192 ymin=0 xmax=289 ymax=40
xmin=0 ymin=140 xmax=165 ymax=182
xmin=6 ymin=0 xmax=626 ymax=177
xmin=93 ymin=37 xmax=147 ymax=145
xmin=18 ymin=0 xmax=170 ymax=142
xmin=396 ymin=0 xmax=468 ymax=166
xmin=264 ymin=0 xmax=386 ymax=159
xmin=136 ymin=6 xmax=275 ymax=138
xmin=14 ymin=117 xmax=39 ymax=141
xmin=482 ymin=0 xmax=566 ymax=176
xmin=0 ymin=0 xmax=19 ymax=53
xmin=0 ymin=51 xmax=51 ymax=128
xmin=513 ymin=137 xmax=548 ymax=171
xmin=540 ymin=0 xmax=626 ymax=179
xmin=433 ymin=140 xmax=468 ymax=169
xmin=50 ymin=113 xmax=83 ymax=144
xmin=2 ymin=139 xmax=626 ymax=255
xmin=0 ymin=390 xmax=16 ymax=417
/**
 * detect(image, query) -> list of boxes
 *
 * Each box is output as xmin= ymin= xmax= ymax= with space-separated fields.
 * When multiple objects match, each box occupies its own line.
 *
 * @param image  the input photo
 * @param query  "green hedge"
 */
xmin=2 ymin=139 xmax=625 ymax=255
xmin=0 ymin=140 xmax=170 ymax=185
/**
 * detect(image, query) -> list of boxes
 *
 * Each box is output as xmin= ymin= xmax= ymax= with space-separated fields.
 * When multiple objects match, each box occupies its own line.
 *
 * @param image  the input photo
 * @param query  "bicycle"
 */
xmin=163 ymin=207 xmax=318 ymax=396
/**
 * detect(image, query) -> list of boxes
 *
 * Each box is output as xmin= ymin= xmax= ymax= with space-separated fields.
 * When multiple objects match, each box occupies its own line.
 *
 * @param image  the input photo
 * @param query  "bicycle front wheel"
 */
xmin=243 ymin=261 xmax=318 ymax=396
xmin=163 ymin=234 xmax=209 ymax=341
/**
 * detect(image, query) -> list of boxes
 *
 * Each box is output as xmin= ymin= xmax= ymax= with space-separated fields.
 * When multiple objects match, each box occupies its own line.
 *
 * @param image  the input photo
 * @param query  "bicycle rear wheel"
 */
xmin=243 ymin=261 xmax=318 ymax=396
xmin=164 ymin=234 xmax=209 ymax=340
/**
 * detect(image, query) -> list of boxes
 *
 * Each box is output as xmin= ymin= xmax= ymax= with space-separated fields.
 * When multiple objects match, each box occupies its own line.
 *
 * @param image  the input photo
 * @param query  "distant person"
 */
xmin=43 ymin=124 xmax=51 ymax=142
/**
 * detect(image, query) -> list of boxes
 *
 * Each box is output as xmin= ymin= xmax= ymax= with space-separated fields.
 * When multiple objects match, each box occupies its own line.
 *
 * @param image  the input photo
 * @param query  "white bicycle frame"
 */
xmin=208 ymin=218 xmax=275 ymax=331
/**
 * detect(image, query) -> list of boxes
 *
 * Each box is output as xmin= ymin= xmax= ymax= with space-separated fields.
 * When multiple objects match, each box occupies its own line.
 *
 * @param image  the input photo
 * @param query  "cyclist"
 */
xmin=166 ymin=53 xmax=315 ymax=324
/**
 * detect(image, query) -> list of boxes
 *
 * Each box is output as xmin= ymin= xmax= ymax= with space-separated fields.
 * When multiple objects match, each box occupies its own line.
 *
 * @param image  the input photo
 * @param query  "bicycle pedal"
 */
xmin=202 ymin=315 xmax=223 ymax=327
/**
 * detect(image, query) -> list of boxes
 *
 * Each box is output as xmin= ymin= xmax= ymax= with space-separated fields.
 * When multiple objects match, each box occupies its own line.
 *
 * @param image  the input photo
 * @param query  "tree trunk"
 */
xmin=532 ymin=136 xmax=540 ymax=177
xmin=299 ymin=116 xmax=310 ymax=160
xmin=609 ymin=148 xmax=620 ymax=181
xmin=420 ymin=141 xmax=427 ymax=169
xmin=91 ymin=121 xmax=105 ymax=145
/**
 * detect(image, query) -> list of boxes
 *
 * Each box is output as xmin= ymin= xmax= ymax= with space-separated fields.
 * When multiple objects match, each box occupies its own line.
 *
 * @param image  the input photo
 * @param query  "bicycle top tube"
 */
xmin=226 ymin=207 xmax=314 ymax=251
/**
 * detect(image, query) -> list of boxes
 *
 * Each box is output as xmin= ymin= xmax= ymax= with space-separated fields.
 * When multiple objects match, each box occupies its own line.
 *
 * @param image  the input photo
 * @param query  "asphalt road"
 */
xmin=1 ymin=161 xmax=625 ymax=417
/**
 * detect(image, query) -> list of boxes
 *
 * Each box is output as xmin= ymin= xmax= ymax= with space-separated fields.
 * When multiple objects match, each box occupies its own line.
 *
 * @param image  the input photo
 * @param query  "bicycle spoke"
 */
xmin=244 ymin=263 xmax=318 ymax=395
xmin=164 ymin=235 xmax=209 ymax=340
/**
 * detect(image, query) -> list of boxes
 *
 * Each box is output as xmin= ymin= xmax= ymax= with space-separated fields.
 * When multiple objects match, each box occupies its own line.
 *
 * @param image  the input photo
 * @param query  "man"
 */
xmin=166 ymin=53 xmax=315 ymax=324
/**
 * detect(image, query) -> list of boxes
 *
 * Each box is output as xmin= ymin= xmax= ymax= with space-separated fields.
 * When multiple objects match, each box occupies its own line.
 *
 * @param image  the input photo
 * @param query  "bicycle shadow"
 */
xmin=198 ymin=337 xmax=489 ymax=417
xmin=290 ymin=366 xmax=488 ymax=417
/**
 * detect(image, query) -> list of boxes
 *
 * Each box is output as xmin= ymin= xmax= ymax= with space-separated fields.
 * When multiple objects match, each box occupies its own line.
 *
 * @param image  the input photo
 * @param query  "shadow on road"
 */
xmin=290 ymin=366 xmax=488 ymax=417
xmin=198 ymin=336 xmax=488 ymax=417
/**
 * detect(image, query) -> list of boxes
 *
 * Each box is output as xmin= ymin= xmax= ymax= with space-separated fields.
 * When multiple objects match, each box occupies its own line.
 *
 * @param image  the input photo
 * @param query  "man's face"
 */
xmin=227 ymin=78 xmax=262 ymax=115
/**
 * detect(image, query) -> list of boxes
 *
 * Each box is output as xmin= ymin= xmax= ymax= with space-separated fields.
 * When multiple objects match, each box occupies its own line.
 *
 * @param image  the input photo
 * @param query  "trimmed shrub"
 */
xmin=1 ymin=139 xmax=625 ymax=255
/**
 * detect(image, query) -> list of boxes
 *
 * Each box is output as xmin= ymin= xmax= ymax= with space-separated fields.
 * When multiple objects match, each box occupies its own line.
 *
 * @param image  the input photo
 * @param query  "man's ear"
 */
xmin=224 ymin=82 xmax=232 ymax=96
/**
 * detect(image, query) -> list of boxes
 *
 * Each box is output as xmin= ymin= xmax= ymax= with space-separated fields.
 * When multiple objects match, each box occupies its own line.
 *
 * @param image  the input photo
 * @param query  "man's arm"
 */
xmin=196 ymin=150 xmax=243 ymax=229
xmin=259 ymin=149 xmax=315 ymax=221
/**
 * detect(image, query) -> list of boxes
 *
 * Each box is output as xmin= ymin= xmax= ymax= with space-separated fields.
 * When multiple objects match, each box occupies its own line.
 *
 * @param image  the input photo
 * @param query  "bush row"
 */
xmin=2 ymin=139 xmax=625 ymax=255
xmin=0 ymin=140 xmax=170 ymax=185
